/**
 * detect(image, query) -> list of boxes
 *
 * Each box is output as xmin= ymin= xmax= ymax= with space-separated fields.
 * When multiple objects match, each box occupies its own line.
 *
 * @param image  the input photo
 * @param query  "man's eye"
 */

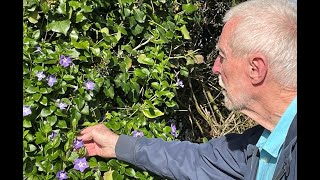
xmin=219 ymin=54 xmax=225 ymax=62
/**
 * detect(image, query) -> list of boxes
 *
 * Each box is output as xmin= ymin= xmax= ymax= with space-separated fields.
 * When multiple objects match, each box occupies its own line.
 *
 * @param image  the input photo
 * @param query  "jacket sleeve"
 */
xmin=115 ymin=126 xmax=263 ymax=180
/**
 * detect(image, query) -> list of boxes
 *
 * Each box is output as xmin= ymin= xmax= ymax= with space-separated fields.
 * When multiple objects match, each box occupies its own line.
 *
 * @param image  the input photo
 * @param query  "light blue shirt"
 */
xmin=255 ymin=96 xmax=297 ymax=180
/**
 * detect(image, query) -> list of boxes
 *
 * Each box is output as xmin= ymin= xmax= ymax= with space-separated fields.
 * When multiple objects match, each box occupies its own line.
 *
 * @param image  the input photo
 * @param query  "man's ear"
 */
xmin=248 ymin=54 xmax=268 ymax=85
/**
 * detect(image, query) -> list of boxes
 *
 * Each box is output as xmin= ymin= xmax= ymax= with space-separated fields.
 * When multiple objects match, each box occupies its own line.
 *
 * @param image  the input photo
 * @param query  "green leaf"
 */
xmin=104 ymin=86 xmax=115 ymax=99
xmin=49 ymin=150 xmax=61 ymax=161
xmin=180 ymin=67 xmax=189 ymax=77
xmin=32 ymin=93 xmax=42 ymax=101
xmin=35 ymin=132 xmax=46 ymax=144
xmin=151 ymin=82 xmax=160 ymax=90
xmin=40 ymin=96 xmax=48 ymax=106
xmin=90 ymin=47 xmax=100 ymax=56
xmin=46 ymin=20 xmax=71 ymax=36
xmin=56 ymin=120 xmax=67 ymax=129
xmin=180 ymin=25 xmax=191 ymax=40
xmin=71 ymin=107 xmax=82 ymax=121
xmin=26 ymin=86 xmax=39 ymax=94
xmin=133 ymin=9 xmax=146 ymax=23
xmin=72 ymin=40 xmax=90 ymax=51
xmin=142 ymin=107 xmax=164 ymax=119
xmin=137 ymin=54 xmax=154 ymax=65
xmin=132 ymin=24 xmax=144 ymax=36
xmin=98 ymin=161 xmax=109 ymax=171
xmin=47 ymin=115 xmax=57 ymax=126
xmin=63 ymin=75 xmax=75 ymax=81
xmin=182 ymin=3 xmax=198 ymax=14
xmin=40 ymin=1 xmax=50 ymax=13
xmin=80 ymin=105 xmax=90 ymax=115
xmin=43 ymin=123 xmax=52 ymax=134
xmin=67 ymin=151 xmax=79 ymax=162
xmin=165 ymin=100 xmax=177 ymax=107
xmin=125 ymin=168 xmax=136 ymax=177
xmin=57 ymin=0 xmax=67 ymax=14
xmin=74 ymin=98 xmax=85 ymax=110
xmin=163 ymin=126 xmax=172 ymax=133
xmin=23 ymin=119 xmax=32 ymax=128
xmin=134 ymin=68 xmax=149 ymax=79
xmin=88 ymin=157 xmax=98 ymax=168
xmin=101 ymin=27 xmax=110 ymax=35
xmin=40 ymin=107 xmax=54 ymax=117
xmin=76 ymin=12 xmax=86 ymax=23
xmin=28 ymin=144 xmax=37 ymax=152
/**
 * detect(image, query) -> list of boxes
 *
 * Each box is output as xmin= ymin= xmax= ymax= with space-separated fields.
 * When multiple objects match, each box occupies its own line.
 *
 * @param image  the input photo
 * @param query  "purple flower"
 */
xmin=49 ymin=131 xmax=57 ymax=141
xmin=59 ymin=55 xmax=72 ymax=68
xmin=36 ymin=71 xmax=46 ymax=81
xmin=47 ymin=75 xmax=57 ymax=87
xmin=73 ymin=138 xmax=83 ymax=150
xmin=56 ymin=170 xmax=68 ymax=180
xmin=58 ymin=102 xmax=68 ymax=110
xmin=176 ymin=78 xmax=184 ymax=88
xmin=74 ymin=157 xmax=89 ymax=172
xmin=34 ymin=46 xmax=43 ymax=54
xmin=84 ymin=80 xmax=95 ymax=90
xmin=132 ymin=130 xmax=144 ymax=138
xmin=171 ymin=124 xmax=178 ymax=137
xmin=23 ymin=106 xmax=32 ymax=116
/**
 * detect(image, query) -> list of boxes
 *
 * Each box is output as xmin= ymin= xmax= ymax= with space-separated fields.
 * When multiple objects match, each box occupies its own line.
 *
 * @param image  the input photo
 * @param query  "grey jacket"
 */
xmin=115 ymin=116 xmax=297 ymax=180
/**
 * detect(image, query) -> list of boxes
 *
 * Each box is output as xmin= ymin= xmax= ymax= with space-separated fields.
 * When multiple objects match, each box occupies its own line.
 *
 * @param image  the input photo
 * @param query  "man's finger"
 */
xmin=77 ymin=132 xmax=93 ymax=142
xmin=79 ymin=125 xmax=97 ymax=135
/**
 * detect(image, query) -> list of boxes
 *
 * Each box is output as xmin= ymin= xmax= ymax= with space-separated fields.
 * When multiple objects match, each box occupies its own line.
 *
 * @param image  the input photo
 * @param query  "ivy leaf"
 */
xmin=57 ymin=0 xmax=67 ymax=14
xmin=132 ymin=24 xmax=144 ymax=36
xmin=137 ymin=54 xmax=154 ymax=65
xmin=180 ymin=25 xmax=191 ymax=40
xmin=133 ymin=9 xmax=146 ymax=23
xmin=104 ymin=86 xmax=115 ymax=99
xmin=46 ymin=20 xmax=71 ymax=36
xmin=182 ymin=3 xmax=198 ymax=14
xmin=142 ymin=107 xmax=164 ymax=119
xmin=76 ymin=12 xmax=87 ymax=23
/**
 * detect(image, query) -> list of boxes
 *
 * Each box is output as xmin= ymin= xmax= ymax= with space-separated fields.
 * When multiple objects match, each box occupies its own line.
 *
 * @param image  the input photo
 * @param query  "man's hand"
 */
xmin=77 ymin=124 xmax=119 ymax=158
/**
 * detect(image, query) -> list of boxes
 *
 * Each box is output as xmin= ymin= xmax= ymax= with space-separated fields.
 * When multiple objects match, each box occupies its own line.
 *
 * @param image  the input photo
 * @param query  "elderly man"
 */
xmin=78 ymin=0 xmax=297 ymax=179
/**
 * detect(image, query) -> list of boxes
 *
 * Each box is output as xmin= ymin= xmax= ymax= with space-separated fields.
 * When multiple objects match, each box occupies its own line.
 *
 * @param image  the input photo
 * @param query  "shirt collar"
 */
xmin=256 ymin=96 xmax=297 ymax=158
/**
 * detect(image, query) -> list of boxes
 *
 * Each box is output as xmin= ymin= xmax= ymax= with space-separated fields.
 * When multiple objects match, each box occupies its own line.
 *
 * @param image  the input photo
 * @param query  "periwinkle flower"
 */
xmin=34 ymin=46 xmax=43 ymax=54
xmin=59 ymin=55 xmax=72 ymax=68
xmin=49 ymin=131 xmax=57 ymax=141
xmin=171 ymin=124 xmax=178 ymax=137
xmin=73 ymin=138 xmax=83 ymax=150
xmin=58 ymin=102 xmax=68 ymax=110
xmin=47 ymin=75 xmax=57 ymax=87
xmin=84 ymin=80 xmax=95 ymax=90
xmin=132 ymin=130 xmax=144 ymax=138
xmin=36 ymin=71 xmax=46 ymax=81
xmin=176 ymin=78 xmax=184 ymax=88
xmin=74 ymin=157 xmax=89 ymax=172
xmin=56 ymin=170 xmax=68 ymax=180
xmin=23 ymin=106 xmax=32 ymax=116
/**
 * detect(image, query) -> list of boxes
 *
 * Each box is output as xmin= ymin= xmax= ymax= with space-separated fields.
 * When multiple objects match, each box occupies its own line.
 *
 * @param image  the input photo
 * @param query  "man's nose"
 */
xmin=212 ymin=57 xmax=222 ymax=74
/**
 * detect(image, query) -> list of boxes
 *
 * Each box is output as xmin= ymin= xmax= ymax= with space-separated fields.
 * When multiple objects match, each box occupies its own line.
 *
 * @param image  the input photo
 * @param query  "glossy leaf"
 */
xmin=142 ymin=107 xmax=164 ymax=119
xmin=180 ymin=25 xmax=191 ymax=40
xmin=46 ymin=20 xmax=71 ymax=36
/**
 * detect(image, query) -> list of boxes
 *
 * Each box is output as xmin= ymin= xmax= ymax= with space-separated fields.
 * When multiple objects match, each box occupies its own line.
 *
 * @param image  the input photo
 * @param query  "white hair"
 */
xmin=223 ymin=0 xmax=297 ymax=89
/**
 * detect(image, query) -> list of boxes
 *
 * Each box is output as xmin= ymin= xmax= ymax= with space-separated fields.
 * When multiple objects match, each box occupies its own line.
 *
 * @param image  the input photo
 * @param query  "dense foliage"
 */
xmin=23 ymin=0 xmax=250 ymax=179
